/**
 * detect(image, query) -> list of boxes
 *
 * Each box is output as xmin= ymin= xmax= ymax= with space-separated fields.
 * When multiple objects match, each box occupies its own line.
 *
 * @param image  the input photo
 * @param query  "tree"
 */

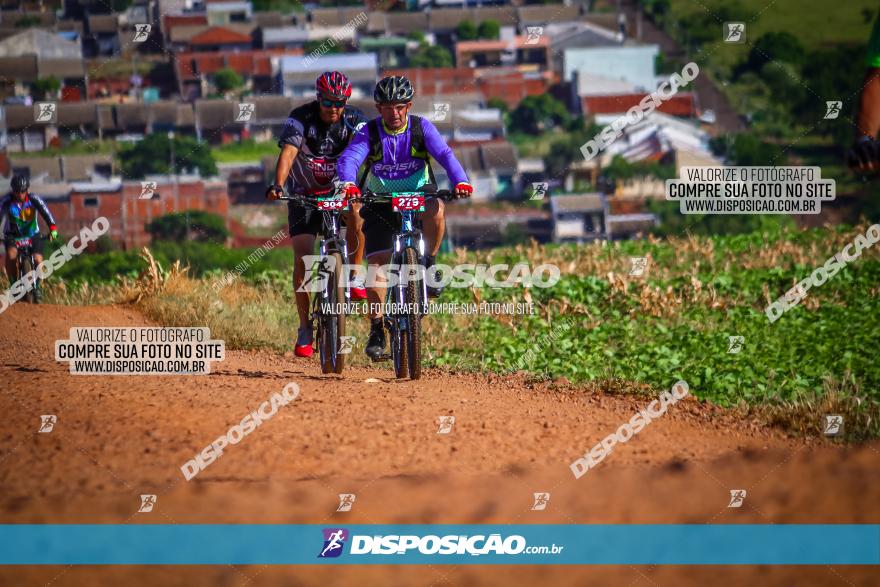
xmin=477 ymin=20 xmax=500 ymax=40
xmin=31 ymin=76 xmax=61 ymax=100
xmin=456 ymin=20 xmax=478 ymax=41
xmin=487 ymin=97 xmax=509 ymax=113
xmin=119 ymin=133 xmax=217 ymax=179
xmin=640 ymin=0 xmax=670 ymax=22
xmin=147 ymin=211 xmax=229 ymax=243
xmin=408 ymin=30 xmax=426 ymax=44
xmin=796 ymin=44 xmax=865 ymax=144
xmin=737 ymin=32 xmax=805 ymax=76
xmin=212 ymin=68 xmax=244 ymax=95
xmin=710 ymin=133 xmax=782 ymax=166
xmin=509 ymin=94 xmax=571 ymax=134
xmin=409 ymin=44 xmax=453 ymax=68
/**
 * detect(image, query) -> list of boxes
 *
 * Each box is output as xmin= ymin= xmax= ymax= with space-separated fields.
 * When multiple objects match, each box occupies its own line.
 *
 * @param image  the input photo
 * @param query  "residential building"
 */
xmin=33 ymin=176 xmax=229 ymax=249
xmin=257 ymin=26 xmax=310 ymax=49
xmin=456 ymin=35 xmax=551 ymax=69
xmin=549 ymin=193 xmax=608 ymax=243
xmin=9 ymin=154 xmax=114 ymax=182
xmin=175 ymin=48 xmax=301 ymax=99
xmin=206 ymin=0 xmax=252 ymax=26
xmin=187 ymin=25 xmax=255 ymax=52
xmin=564 ymin=45 xmax=660 ymax=93
xmin=84 ymin=13 xmax=120 ymax=57
xmin=276 ymin=53 xmax=377 ymax=98
xmin=0 ymin=29 xmax=86 ymax=101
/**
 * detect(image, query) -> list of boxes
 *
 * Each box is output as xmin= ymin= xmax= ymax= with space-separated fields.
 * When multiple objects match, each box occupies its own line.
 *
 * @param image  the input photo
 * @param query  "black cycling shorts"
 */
xmin=360 ymin=196 xmax=439 ymax=257
xmin=287 ymin=201 xmax=349 ymax=238
xmin=4 ymin=236 xmax=44 ymax=256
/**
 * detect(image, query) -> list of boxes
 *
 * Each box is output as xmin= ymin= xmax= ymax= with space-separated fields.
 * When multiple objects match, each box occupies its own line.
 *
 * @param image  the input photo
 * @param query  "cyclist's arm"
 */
xmin=419 ymin=118 xmax=469 ymax=186
xmin=274 ymin=115 xmax=306 ymax=189
xmin=30 ymin=195 xmax=57 ymax=234
xmin=858 ymin=15 xmax=880 ymax=139
xmin=274 ymin=145 xmax=299 ymax=188
xmin=336 ymin=126 xmax=370 ymax=185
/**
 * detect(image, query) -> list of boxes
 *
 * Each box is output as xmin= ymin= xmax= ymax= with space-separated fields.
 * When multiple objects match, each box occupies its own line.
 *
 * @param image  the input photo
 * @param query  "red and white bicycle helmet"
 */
xmin=316 ymin=71 xmax=352 ymax=100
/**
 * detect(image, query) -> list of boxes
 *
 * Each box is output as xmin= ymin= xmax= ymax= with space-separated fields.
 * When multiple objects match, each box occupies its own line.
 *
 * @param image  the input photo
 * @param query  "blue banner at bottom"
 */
xmin=0 ymin=525 xmax=878 ymax=565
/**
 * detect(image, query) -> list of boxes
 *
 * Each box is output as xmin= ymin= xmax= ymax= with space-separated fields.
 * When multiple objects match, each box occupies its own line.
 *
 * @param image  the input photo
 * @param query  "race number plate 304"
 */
xmin=392 ymin=195 xmax=425 ymax=212
xmin=316 ymin=197 xmax=347 ymax=211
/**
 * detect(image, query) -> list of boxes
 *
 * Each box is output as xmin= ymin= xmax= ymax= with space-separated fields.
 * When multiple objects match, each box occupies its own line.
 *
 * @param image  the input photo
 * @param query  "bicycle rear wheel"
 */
xmin=402 ymin=247 xmax=422 ymax=380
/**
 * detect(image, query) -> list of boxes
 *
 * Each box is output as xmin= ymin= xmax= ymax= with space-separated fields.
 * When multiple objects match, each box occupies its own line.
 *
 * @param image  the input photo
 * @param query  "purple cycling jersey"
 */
xmin=336 ymin=115 xmax=469 ymax=191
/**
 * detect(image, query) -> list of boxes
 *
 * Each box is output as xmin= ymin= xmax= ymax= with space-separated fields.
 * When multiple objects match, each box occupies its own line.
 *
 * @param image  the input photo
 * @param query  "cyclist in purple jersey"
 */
xmin=337 ymin=76 xmax=473 ymax=360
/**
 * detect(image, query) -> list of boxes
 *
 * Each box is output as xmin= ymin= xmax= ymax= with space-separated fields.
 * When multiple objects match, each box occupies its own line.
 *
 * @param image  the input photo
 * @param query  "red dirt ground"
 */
xmin=1 ymin=304 xmax=878 ymax=586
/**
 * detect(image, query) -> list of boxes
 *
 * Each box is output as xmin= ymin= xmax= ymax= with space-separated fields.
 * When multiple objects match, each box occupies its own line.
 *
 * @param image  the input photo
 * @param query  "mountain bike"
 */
xmin=355 ymin=189 xmax=456 ymax=380
xmin=10 ymin=234 xmax=46 ymax=304
xmin=278 ymin=189 xmax=350 ymax=374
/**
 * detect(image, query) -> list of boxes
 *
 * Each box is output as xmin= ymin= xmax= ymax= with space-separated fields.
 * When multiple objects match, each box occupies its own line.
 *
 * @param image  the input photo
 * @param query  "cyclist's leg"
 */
xmin=292 ymin=234 xmax=317 ymax=326
xmin=4 ymin=242 xmax=18 ymax=281
xmin=361 ymin=202 xmax=398 ymax=320
xmin=288 ymin=202 xmax=321 ymax=328
xmin=343 ymin=202 xmax=365 ymax=268
xmin=366 ymin=250 xmax=392 ymax=320
xmin=32 ymin=235 xmax=45 ymax=268
xmin=421 ymin=197 xmax=446 ymax=256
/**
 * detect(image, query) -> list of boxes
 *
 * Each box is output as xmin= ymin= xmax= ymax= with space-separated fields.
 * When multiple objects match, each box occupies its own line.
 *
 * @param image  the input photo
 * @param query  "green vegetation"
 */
xmin=456 ymin=19 xmax=501 ymax=40
xmin=147 ymin=211 xmax=229 ymax=244
xmin=212 ymin=68 xmax=245 ymax=95
xmin=118 ymin=133 xmax=217 ymax=179
xmin=410 ymin=44 xmax=454 ymax=68
xmin=213 ymin=138 xmax=279 ymax=163
xmin=478 ymin=20 xmax=501 ymax=40
xmin=509 ymin=94 xmax=571 ymax=134
xmin=30 ymin=76 xmax=60 ymax=100
xmin=456 ymin=20 xmax=478 ymax=41
xmin=664 ymin=0 xmax=876 ymax=52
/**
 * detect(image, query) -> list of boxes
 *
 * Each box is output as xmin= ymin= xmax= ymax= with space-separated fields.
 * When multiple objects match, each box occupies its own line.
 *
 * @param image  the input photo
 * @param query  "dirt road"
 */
xmin=1 ymin=304 xmax=878 ymax=585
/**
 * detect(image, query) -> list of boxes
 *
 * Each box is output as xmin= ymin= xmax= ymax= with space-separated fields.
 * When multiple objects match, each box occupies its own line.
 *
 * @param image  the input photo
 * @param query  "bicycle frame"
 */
xmin=390 ymin=203 xmax=428 ymax=315
xmin=278 ymin=192 xmax=351 ymax=309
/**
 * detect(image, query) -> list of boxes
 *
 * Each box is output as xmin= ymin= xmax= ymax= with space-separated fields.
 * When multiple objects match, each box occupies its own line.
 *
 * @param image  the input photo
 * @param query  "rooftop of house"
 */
xmin=456 ymin=35 xmax=551 ymax=52
xmin=0 ymin=28 xmax=81 ymax=59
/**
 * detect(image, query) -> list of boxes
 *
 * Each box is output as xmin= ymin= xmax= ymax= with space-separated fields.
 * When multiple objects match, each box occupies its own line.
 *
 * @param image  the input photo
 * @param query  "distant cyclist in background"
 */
xmin=266 ymin=71 xmax=368 ymax=358
xmin=848 ymin=11 xmax=880 ymax=174
xmin=337 ymin=75 xmax=473 ymax=360
xmin=1 ymin=175 xmax=58 ymax=299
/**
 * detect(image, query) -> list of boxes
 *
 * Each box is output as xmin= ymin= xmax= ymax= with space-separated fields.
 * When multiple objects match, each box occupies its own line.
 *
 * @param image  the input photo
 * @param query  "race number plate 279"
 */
xmin=316 ymin=197 xmax=347 ymax=211
xmin=392 ymin=195 xmax=425 ymax=212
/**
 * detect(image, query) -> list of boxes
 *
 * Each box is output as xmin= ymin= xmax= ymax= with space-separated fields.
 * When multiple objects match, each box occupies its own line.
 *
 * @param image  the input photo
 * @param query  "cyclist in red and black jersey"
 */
xmin=266 ymin=72 xmax=368 ymax=358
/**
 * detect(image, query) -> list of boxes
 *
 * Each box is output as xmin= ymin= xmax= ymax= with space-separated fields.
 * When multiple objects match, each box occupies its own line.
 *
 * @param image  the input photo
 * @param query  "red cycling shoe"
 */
xmin=350 ymin=275 xmax=367 ymax=300
xmin=294 ymin=326 xmax=314 ymax=357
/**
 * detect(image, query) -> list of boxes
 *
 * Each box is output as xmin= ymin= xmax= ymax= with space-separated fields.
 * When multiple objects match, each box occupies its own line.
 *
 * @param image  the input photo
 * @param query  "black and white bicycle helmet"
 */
xmin=373 ymin=76 xmax=415 ymax=104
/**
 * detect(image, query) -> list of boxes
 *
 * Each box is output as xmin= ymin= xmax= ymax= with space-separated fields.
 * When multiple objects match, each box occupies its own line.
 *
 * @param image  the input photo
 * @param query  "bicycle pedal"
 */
xmin=371 ymin=353 xmax=391 ymax=362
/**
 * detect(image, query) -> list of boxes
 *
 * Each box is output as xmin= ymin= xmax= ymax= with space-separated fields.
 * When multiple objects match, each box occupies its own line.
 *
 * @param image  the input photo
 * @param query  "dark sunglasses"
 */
xmin=320 ymin=98 xmax=346 ymax=108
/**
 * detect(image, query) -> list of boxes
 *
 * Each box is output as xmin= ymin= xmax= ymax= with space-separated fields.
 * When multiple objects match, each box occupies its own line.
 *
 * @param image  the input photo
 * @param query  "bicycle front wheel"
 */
xmin=402 ymin=247 xmax=422 ymax=380
xmin=19 ymin=256 xmax=37 ymax=304
xmin=319 ymin=252 xmax=346 ymax=374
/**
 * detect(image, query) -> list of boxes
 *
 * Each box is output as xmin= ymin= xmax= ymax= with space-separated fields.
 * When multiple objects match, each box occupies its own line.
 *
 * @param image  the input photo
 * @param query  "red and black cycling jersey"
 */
xmin=277 ymin=101 xmax=368 ymax=194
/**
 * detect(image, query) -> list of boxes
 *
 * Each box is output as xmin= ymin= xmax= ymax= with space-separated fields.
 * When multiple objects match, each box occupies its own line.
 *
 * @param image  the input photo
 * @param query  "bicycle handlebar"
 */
xmin=353 ymin=189 xmax=458 ymax=203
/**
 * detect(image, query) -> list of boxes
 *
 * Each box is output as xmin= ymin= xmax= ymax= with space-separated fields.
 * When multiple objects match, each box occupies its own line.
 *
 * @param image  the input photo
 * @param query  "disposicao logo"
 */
xmin=319 ymin=528 xmax=349 ymax=558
